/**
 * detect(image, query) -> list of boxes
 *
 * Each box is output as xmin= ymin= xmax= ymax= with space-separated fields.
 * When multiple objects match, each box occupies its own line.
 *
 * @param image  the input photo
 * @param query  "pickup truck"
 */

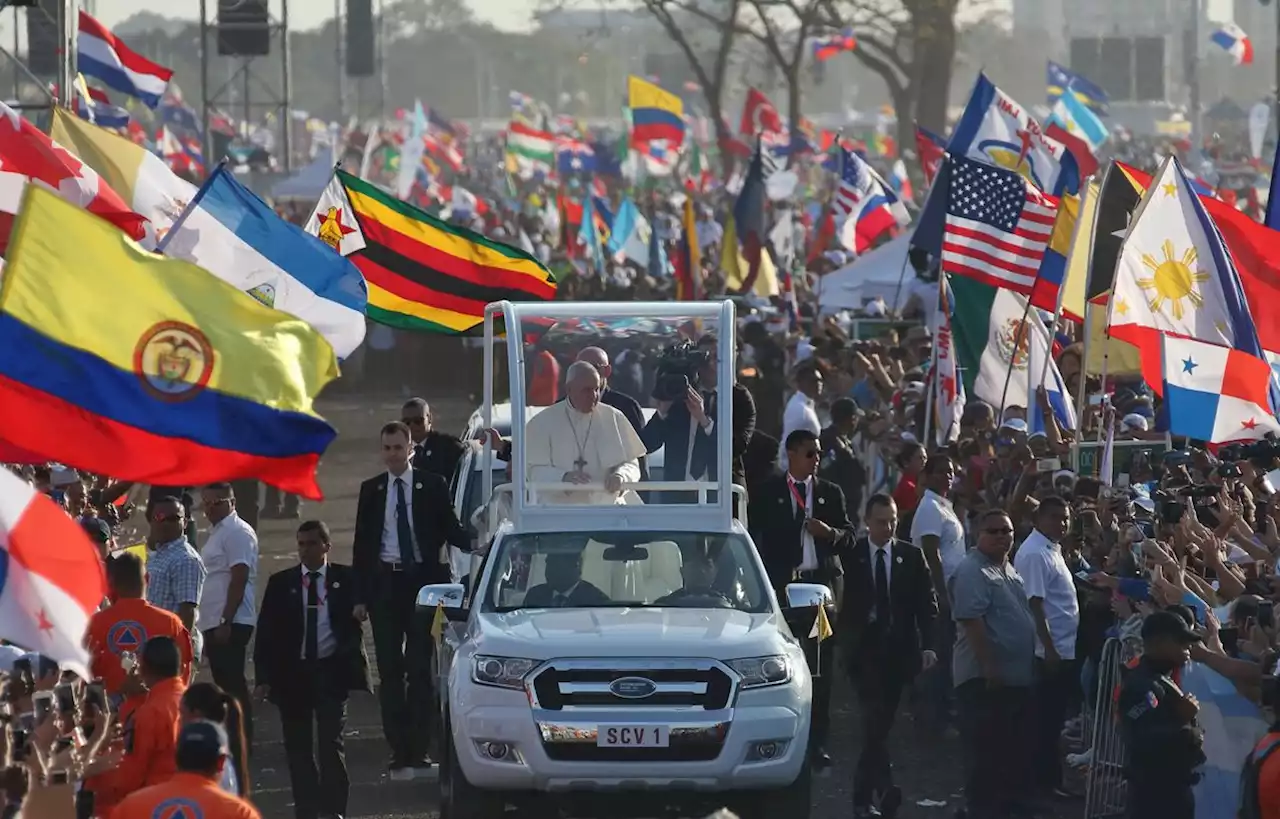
xmin=419 ymin=524 xmax=825 ymax=819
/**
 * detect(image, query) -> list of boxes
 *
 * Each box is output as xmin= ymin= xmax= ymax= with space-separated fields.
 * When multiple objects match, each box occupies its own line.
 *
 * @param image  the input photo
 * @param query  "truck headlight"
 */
xmin=472 ymin=655 xmax=536 ymax=690
xmin=728 ymin=656 xmax=792 ymax=689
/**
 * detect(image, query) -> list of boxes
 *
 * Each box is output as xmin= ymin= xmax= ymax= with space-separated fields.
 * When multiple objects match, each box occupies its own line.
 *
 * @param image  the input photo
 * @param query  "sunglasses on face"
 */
xmin=402 ymin=416 xmax=427 ymax=425
xmin=984 ymin=527 xmax=1015 ymax=535
xmin=151 ymin=511 xmax=179 ymax=522
xmin=800 ymin=450 xmax=819 ymax=459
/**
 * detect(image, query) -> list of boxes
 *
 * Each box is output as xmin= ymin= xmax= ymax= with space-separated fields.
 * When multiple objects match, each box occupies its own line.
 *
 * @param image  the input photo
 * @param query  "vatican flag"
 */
xmin=1108 ymin=155 xmax=1247 ymax=391
xmin=809 ymin=604 xmax=833 ymax=642
xmin=430 ymin=601 xmax=447 ymax=642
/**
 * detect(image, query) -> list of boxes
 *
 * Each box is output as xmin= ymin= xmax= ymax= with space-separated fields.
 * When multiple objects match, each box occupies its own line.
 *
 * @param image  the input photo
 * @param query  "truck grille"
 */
xmin=529 ymin=659 xmax=736 ymax=711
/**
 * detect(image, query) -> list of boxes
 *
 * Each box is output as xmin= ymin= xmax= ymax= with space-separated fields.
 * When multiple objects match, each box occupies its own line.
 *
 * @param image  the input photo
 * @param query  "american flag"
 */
xmin=941 ymin=156 xmax=1057 ymax=294
xmin=833 ymin=148 xmax=894 ymax=216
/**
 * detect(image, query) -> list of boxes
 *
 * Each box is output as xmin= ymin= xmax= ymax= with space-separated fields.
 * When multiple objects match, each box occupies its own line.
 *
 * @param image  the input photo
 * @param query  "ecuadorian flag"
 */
xmin=628 ymin=75 xmax=684 ymax=145
xmin=0 ymin=187 xmax=339 ymax=498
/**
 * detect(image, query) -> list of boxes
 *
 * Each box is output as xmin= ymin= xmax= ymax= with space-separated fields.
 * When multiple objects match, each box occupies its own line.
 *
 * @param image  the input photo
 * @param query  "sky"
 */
xmin=83 ymin=0 xmax=540 ymax=31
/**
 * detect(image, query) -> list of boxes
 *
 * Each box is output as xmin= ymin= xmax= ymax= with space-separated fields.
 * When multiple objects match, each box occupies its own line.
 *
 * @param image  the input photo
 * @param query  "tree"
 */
xmin=383 ymin=0 xmax=476 ymax=36
xmin=826 ymin=0 xmax=969 ymax=149
xmin=734 ymin=0 xmax=829 ymax=154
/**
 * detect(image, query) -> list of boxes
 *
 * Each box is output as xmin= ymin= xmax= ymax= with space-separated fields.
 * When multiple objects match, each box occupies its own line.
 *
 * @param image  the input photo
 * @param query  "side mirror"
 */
xmin=784 ymin=582 xmax=834 ymax=609
xmin=417 ymin=583 xmax=467 ymax=621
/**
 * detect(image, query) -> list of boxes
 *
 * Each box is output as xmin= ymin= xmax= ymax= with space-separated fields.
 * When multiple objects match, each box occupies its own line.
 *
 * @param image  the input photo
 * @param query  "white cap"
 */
xmin=1121 ymin=413 xmax=1149 ymax=432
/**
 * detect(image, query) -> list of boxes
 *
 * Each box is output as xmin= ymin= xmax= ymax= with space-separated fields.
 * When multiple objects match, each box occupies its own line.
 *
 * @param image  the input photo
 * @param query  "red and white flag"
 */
xmin=0 ymin=468 xmax=107 ymax=678
xmin=0 ymin=101 xmax=148 ymax=253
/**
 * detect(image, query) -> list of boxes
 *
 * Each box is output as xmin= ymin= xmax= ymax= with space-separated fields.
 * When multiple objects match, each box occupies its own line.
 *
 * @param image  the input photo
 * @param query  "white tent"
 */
xmin=813 ymin=233 xmax=923 ymax=314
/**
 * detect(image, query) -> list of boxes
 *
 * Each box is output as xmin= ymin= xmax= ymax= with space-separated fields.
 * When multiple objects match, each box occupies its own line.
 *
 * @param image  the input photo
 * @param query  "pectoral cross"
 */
xmin=574 ymin=456 xmax=588 ymax=472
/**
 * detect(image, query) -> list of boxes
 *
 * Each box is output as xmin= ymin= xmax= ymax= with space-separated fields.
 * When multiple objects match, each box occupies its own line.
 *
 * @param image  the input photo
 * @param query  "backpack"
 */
xmin=1240 ymin=731 xmax=1280 ymax=819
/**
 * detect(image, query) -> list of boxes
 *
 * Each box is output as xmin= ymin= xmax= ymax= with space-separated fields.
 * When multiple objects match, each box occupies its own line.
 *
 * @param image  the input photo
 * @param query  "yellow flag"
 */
xmin=809 ymin=604 xmax=833 ymax=642
xmin=430 ymin=601 xmax=447 ymax=642
xmin=1085 ymin=295 xmax=1142 ymax=376
xmin=721 ymin=218 xmax=779 ymax=296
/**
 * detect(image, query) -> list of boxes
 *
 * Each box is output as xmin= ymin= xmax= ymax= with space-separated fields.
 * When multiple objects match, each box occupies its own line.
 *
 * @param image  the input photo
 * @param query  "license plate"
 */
xmin=596 ymin=725 xmax=669 ymax=748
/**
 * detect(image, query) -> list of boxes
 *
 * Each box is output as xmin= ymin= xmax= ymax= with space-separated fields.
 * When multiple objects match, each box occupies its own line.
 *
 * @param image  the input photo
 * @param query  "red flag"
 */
xmin=914 ymin=125 xmax=946 ymax=188
xmin=0 ymin=102 xmax=147 ymax=254
xmin=739 ymin=88 xmax=784 ymax=136
xmin=1044 ymin=121 xmax=1099 ymax=178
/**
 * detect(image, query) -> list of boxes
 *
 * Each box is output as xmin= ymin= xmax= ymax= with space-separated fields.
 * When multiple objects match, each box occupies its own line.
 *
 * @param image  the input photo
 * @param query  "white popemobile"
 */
xmin=418 ymin=301 xmax=828 ymax=819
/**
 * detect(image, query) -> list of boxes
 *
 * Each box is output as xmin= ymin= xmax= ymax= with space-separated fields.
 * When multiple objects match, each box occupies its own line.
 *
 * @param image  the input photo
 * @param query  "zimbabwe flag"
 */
xmin=331 ymin=169 xmax=557 ymax=334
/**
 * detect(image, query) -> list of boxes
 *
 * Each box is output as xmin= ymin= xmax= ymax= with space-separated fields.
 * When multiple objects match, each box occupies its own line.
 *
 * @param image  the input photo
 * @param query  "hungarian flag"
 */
xmin=0 ymin=101 xmax=147 ymax=254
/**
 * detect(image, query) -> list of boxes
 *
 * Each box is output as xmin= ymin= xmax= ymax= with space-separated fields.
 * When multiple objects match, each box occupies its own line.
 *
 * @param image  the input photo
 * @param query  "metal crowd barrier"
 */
xmin=1083 ymin=638 xmax=1129 ymax=819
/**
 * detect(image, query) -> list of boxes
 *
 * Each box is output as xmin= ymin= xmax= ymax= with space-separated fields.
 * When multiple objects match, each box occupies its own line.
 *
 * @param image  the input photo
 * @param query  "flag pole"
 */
xmin=155 ymin=159 xmax=229 ymax=254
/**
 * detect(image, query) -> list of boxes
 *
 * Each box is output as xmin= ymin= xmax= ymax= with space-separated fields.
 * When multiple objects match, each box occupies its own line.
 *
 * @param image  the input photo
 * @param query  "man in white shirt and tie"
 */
xmin=255 ymin=521 xmax=370 ymax=819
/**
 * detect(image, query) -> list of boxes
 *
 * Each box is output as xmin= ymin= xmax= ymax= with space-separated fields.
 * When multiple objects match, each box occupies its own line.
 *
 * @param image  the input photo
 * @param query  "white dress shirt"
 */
xmin=301 ymin=563 xmax=337 ymax=660
xmin=787 ymin=474 xmax=818 ymax=572
xmin=380 ymin=468 xmax=420 ymax=563
xmin=195 ymin=512 xmax=258 ymax=633
xmin=868 ymin=539 xmax=893 ymax=622
xmin=1013 ymin=528 xmax=1080 ymax=660
xmin=779 ymin=391 xmax=821 ymax=464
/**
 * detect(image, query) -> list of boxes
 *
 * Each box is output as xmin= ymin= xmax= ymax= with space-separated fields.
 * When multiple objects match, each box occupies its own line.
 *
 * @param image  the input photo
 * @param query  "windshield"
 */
xmin=481 ymin=531 xmax=769 ymax=614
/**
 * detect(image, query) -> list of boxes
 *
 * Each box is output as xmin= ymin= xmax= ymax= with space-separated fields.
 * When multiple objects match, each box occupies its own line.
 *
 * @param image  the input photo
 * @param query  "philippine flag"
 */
xmin=77 ymin=11 xmax=173 ymax=108
xmin=0 ymin=469 xmax=107 ymax=677
xmin=1211 ymin=23 xmax=1254 ymax=66
xmin=1161 ymin=335 xmax=1280 ymax=443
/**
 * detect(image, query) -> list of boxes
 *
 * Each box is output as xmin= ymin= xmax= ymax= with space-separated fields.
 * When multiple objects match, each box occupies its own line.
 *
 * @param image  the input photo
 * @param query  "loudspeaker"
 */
xmin=25 ymin=0 xmax=59 ymax=77
xmin=217 ymin=0 xmax=270 ymax=57
xmin=345 ymin=0 xmax=376 ymax=77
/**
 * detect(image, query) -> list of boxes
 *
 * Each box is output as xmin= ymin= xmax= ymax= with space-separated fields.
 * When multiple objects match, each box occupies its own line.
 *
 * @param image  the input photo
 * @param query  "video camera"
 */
xmin=1220 ymin=438 xmax=1280 ymax=468
xmin=652 ymin=342 xmax=711 ymax=403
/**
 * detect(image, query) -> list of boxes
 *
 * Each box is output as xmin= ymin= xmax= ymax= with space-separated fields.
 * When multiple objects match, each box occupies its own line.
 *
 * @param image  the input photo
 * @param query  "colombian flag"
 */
xmin=628 ymin=75 xmax=685 ymax=145
xmin=0 ymin=187 xmax=338 ymax=498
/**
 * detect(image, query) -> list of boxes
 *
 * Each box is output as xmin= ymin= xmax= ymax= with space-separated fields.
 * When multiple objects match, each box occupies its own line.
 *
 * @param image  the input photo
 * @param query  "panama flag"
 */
xmin=1162 ymin=335 xmax=1280 ymax=443
xmin=0 ymin=469 xmax=108 ymax=677
xmin=77 ymin=11 xmax=173 ymax=109
xmin=1211 ymin=23 xmax=1254 ymax=66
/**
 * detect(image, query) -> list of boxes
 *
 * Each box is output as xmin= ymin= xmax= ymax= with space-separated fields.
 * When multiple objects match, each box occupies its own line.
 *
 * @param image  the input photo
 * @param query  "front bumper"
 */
xmin=451 ymin=695 xmax=810 ymax=792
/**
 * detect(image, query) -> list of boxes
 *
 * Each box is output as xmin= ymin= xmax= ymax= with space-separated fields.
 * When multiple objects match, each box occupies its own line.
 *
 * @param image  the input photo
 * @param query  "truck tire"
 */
xmin=439 ymin=727 xmax=506 ymax=819
xmin=733 ymin=763 xmax=812 ymax=819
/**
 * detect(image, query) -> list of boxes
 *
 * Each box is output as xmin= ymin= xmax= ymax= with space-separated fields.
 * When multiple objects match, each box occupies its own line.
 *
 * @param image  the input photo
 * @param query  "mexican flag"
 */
xmin=506 ymin=120 xmax=554 ymax=171
xmin=950 ymin=275 xmax=1038 ymax=415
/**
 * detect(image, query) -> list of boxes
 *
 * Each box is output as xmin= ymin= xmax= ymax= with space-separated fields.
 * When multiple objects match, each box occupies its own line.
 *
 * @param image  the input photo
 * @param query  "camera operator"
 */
xmin=640 ymin=336 xmax=755 ymax=509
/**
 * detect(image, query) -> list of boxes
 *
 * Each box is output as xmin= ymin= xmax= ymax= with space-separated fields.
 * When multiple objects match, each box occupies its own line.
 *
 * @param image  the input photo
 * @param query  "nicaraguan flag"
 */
xmin=165 ymin=166 xmax=369 ymax=359
xmin=1046 ymin=61 xmax=1109 ymax=115
xmin=77 ymin=11 xmax=173 ymax=109
xmin=1161 ymin=335 xmax=1280 ymax=443
xmin=1049 ymin=89 xmax=1108 ymax=153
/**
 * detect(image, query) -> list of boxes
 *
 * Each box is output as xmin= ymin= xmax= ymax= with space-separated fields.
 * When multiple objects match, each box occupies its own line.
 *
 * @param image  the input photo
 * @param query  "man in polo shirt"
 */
xmin=197 ymin=483 xmax=259 ymax=744
xmin=1012 ymin=495 xmax=1079 ymax=799
xmin=145 ymin=495 xmax=207 ymax=664
xmin=950 ymin=508 xmax=1038 ymax=819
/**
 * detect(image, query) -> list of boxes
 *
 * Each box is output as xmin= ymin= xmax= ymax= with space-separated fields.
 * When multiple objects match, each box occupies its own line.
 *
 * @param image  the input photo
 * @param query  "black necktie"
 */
xmin=305 ymin=570 xmax=320 ymax=661
xmin=395 ymin=478 xmax=415 ymax=565
xmin=794 ymin=481 xmax=807 ymax=522
xmin=874 ymin=548 xmax=891 ymax=626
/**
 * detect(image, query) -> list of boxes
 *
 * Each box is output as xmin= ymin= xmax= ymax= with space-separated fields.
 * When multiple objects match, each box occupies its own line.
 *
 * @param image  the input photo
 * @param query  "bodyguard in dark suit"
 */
xmin=747 ymin=428 xmax=854 ymax=770
xmin=642 ymin=336 xmax=756 ymax=506
xmin=401 ymin=397 xmax=467 ymax=482
xmin=839 ymin=494 xmax=940 ymax=818
xmin=352 ymin=421 xmax=469 ymax=777
xmin=254 ymin=520 xmax=369 ymax=819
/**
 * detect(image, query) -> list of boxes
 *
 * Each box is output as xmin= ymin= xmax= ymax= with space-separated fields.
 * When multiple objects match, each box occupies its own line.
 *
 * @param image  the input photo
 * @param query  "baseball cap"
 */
xmin=175 ymin=720 xmax=230 ymax=771
xmin=79 ymin=517 xmax=111 ymax=543
xmin=1140 ymin=610 xmax=1203 ymax=644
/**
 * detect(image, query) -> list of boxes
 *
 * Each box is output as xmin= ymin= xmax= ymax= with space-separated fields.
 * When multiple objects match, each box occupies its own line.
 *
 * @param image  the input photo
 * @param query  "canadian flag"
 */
xmin=0 ymin=101 xmax=148 ymax=254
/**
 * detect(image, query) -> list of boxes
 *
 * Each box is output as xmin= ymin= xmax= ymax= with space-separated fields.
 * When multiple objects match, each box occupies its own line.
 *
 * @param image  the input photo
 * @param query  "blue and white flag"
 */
xmin=1027 ymin=308 xmax=1077 ymax=432
xmin=949 ymin=73 xmax=1080 ymax=196
xmin=163 ymin=166 xmax=368 ymax=358
xmin=1048 ymin=88 xmax=1109 ymax=153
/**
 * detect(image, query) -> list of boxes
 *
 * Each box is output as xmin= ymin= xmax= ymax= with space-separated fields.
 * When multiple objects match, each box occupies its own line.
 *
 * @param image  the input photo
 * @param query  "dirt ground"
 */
xmin=239 ymin=393 xmax=1073 ymax=819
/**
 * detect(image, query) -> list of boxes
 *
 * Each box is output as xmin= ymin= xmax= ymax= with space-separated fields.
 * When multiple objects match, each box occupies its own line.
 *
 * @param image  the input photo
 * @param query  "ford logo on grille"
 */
xmin=609 ymin=677 xmax=658 ymax=699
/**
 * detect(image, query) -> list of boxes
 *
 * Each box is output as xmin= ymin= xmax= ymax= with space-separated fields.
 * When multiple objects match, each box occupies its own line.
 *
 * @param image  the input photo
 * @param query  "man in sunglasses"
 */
xmin=950 ymin=508 xmax=1038 ymax=819
xmin=401 ymin=397 xmax=466 ymax=482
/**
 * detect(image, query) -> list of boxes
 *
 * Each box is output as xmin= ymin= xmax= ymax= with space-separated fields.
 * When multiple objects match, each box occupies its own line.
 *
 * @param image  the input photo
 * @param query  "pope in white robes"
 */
xmin=525 ymin=361 xmax=647 ymax=504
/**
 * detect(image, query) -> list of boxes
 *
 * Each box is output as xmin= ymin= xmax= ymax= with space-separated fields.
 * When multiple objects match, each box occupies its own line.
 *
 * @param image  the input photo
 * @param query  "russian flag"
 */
xmin=1211 ymin=23 xmax=1254 ymax=66
xmin=0 ymin=468 xmax=107 ymax=678
xmin=77 ymin=11 xmax=173 ymax=108
xmin=812 ymin=28 xmax=856 ymax=62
